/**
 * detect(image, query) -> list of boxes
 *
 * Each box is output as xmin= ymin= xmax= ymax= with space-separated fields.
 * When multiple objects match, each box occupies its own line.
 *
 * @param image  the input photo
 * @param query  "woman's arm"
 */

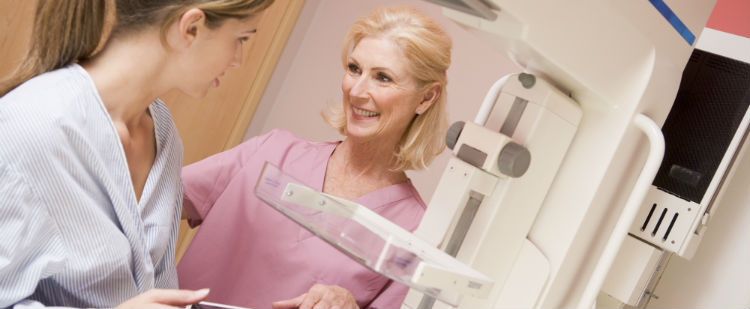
xmin=0 ymin=163 xmax=66 ymax=308
xmin=181 ymin=131 xmax=276 ymax=227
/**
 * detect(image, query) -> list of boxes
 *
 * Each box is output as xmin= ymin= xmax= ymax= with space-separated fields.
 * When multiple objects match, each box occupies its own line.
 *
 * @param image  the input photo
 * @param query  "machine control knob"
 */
xmin=498 ymin=142 xmax=531 ymax=177
xmin=446 ymin=121 xmax=465 ymax=150
xmin=518 ymin=72 xmax=536 ymax=88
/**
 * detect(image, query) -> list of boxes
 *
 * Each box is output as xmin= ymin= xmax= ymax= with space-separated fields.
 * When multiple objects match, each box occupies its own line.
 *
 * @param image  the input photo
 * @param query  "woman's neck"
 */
xmin=82 ymin=32 xmax=168 ymax=130
xmin=331 ymin=137 xmax=407 ymax=184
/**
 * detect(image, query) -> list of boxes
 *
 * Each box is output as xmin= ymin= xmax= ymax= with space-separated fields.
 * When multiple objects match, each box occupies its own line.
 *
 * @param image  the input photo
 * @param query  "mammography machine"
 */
xmin=256 ymin=0 xmax=750 ymax=308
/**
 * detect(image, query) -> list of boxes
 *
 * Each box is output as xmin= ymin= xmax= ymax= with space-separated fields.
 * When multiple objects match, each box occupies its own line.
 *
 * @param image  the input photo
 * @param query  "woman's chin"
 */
xmin=178 ymin=86 xmax=210 ymax=100
xmin=345 ymin=127 xmax=375 ymax=140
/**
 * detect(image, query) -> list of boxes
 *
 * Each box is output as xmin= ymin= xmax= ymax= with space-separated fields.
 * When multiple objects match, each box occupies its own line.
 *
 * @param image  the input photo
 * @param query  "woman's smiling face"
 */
xmin=341 ymin=36 xmax=424 ymax=143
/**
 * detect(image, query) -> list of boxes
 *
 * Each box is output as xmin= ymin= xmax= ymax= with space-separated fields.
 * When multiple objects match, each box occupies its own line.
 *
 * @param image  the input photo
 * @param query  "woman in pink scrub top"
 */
xmin=177 ymin=6 xmax=453 ymax=309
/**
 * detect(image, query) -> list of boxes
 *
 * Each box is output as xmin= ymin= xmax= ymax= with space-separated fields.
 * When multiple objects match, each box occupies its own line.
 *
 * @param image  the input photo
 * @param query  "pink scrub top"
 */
xmin=177 ymin=129 xmax=426 ymax=309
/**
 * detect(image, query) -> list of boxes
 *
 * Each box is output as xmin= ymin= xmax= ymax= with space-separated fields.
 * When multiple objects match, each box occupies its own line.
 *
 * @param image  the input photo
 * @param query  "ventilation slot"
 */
xmin=641 ymin=203 xmax=657 ymax=231
xmin=651 ymin=208 xmax=668 ymax=236
xmin=663 ymin=213 xmax=679 ymax=241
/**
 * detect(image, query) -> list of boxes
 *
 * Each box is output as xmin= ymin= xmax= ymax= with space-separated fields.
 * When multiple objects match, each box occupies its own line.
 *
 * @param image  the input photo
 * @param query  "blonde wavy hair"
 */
xmin=323 ymin=6 xmax=452 ymax=171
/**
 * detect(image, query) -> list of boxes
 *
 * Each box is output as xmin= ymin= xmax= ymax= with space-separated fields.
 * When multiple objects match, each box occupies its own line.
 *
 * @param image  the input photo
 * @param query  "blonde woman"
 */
xmin=0 ymin=0 xmax=273 ymax=307
xmin=178 ymin=6 xmax=452 ymax=309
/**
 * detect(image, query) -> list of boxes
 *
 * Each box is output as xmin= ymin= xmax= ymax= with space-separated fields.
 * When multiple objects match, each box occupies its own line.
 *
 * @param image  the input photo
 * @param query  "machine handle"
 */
xmin=474 ymin=73 xmax=537 ymax=126
xmin=474 ymin=75 xmax=511 ymax=125
xmin=577 ymin=114 xmax=665 ymax=308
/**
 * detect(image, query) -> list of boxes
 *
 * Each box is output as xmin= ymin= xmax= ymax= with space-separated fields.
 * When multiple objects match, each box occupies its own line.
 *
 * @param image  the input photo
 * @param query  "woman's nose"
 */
xmin=349 ymin=75 xmax=370 ymax=99
xmin=230 ymin=44 xmax=243 ymax=68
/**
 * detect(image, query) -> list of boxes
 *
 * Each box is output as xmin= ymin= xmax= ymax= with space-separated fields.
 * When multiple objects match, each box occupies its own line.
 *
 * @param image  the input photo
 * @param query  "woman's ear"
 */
xmin=169 ymin=8 xmax=206 ymax=49
xmin=416 ymin=82 xmax=442 ymax=114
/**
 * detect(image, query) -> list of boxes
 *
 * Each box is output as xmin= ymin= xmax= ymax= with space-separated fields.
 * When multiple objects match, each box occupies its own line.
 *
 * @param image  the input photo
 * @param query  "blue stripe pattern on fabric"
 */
xmin=649 ymin=0 xmax=696 ymax=45
xmin=0 ymin=64 xmax=183 ymax=308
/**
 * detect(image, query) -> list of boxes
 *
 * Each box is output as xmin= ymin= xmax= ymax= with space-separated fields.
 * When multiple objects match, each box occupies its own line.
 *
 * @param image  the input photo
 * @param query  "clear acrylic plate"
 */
xmin=254 ymin=162 xmax=494 ymax=306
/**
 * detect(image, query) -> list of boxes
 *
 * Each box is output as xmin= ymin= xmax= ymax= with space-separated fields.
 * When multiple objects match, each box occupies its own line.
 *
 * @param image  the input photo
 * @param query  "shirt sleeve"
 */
xmin=0 ymin=162 xmax=68 ymax=308
xmin=182 ymin=130 xmax=278 ymax=227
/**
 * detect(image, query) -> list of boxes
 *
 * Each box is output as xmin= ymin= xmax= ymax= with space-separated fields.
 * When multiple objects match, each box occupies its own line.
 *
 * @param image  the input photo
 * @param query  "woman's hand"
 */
xmin=116 ymin=288 xmax=210 ymax=309
xmin=272 ymin=284 xmax=359 ymax=309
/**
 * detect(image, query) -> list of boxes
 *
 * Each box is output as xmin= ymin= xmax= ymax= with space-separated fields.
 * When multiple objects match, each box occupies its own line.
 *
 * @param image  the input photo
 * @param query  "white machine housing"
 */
xmin=404 ymin=72 xmax=581 ymax=308
xmin=601 ymin=32 xmax=750 ymax=307
xmin=628 ymin=51 xmax=750 ymax=258
xmin=405 ymin=0 xmax=717 ymax=308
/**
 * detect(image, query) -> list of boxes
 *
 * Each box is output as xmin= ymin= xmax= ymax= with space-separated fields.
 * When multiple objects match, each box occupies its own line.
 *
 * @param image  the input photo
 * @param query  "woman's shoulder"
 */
xmin=250 ymin=128 xmax=337 ymax=153
xmin=234 ymin=129 xmax=337 ymax=176
xmin=260 ymin=128 xmax=311 ymax=143
xmin=361 ymin=180 xmax=427 ymax=232
xmin=1 ymin=65 xmax=98 ymax=124
xmin=2 ymin=65 xmax=92 ymax=104
xmin=262 ymin=128 xmax=302 ymax=142
xmin=0 ymin=65 xmax=107 ymax=159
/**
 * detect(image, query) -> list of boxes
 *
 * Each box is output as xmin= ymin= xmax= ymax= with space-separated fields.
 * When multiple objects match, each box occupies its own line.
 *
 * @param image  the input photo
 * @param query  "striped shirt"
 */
xmin=0 ymin=64 xmax=183 ymax=308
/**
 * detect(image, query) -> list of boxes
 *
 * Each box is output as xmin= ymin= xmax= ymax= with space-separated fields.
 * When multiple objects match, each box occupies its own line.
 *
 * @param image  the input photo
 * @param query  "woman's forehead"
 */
xmin=351 ymin=37 xmax=408 ymax=70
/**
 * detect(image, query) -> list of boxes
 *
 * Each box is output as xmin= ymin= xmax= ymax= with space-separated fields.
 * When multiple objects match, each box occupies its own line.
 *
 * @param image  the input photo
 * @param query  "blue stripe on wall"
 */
xmin=649 ymin=0 xmax=696 ymax=45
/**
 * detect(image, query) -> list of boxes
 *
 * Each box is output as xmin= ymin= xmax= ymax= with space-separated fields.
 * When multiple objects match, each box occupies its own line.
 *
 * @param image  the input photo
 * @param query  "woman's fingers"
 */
xmin=306 ymin=284 xmax=358 ymax=309
xmin=298 ymin=291 xmax=319 ymax=309
xmin=272 ymin=293 xmax=306 ymax=309
xmin=117 ymin=288 xmax=210 ymax=309
xmin=147 ymin=288 xmax=210 ymax=306
xmin=273 ymin=284 xmax=359 ymax=309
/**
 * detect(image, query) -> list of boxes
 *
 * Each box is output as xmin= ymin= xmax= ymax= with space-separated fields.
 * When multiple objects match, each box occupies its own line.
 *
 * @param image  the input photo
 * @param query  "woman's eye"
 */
xmin=376 ymin=72 xmax=392 ymax=83
xmin=347 ymin=63 xmax=361 ymax=74
xmin=238 ymin=30 xmax=256 ymax=44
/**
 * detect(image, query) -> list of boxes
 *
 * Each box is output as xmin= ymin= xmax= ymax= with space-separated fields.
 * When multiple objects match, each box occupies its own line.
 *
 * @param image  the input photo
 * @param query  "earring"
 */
xmin=416 ymin=109 xmax=424 ymax=115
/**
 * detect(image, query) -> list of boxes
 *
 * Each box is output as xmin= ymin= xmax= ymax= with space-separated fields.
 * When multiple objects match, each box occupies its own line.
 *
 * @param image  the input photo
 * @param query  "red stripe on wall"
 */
xmin=706 ymin=0 xmax=750 ymax=38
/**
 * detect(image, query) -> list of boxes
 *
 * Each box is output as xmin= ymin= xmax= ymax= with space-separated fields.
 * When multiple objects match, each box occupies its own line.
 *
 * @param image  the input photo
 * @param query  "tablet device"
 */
xmin=189 ymin=301 xmax=253 ymax=309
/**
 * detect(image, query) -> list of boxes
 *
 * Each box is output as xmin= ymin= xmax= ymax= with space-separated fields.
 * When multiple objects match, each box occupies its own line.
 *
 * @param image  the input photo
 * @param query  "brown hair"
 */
xmin=0 ymin=0 xmax=274 ymax=97
xmin=323 ymin=6 xmax=452 ymax=171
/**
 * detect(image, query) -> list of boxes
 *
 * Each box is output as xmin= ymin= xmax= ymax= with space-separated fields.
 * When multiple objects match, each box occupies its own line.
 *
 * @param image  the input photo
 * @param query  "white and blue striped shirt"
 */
xmin=0 ymin=64 xmax=183 ymax=308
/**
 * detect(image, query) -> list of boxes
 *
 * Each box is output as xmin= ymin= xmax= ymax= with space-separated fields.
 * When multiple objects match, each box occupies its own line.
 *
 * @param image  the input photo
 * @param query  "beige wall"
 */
xmin=245 ymin=0 xmax=749 ymax=308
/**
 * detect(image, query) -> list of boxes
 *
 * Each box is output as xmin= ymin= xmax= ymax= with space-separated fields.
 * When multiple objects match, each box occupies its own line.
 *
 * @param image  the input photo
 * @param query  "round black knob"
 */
xmin=446 ymin=121 xmax=465 ymax=150
xmin=518 ymin=73 xmax=536 ymax=89
xmin=498 ymin=142 xmax=531 ymax=177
